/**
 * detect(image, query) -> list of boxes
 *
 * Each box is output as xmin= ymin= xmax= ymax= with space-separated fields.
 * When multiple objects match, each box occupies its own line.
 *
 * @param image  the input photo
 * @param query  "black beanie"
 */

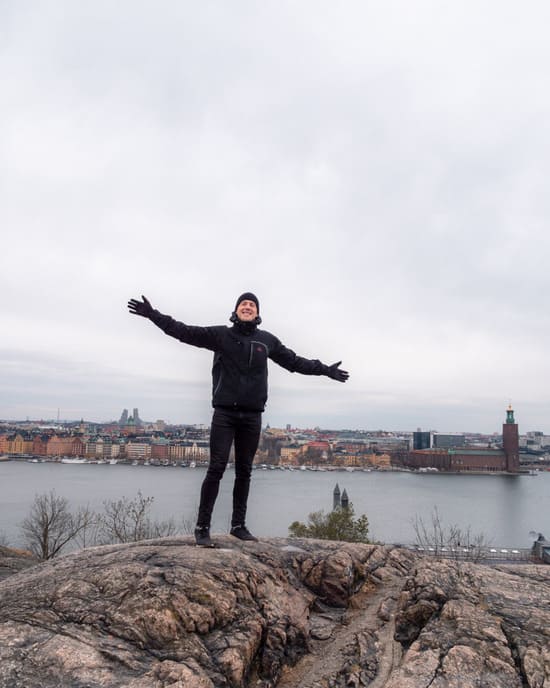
xmin=234 ymin=292 xmax=260 ymax=315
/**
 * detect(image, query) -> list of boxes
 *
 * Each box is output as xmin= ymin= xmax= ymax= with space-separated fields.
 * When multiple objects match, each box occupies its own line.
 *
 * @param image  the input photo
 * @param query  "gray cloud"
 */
xmin=2 ymin=1 xmax=549 ymax=432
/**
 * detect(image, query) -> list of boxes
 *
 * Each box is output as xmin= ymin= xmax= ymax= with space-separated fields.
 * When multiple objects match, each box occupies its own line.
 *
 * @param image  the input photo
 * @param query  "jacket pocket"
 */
xmin=249 ymin=341 xmax=268 ymax=367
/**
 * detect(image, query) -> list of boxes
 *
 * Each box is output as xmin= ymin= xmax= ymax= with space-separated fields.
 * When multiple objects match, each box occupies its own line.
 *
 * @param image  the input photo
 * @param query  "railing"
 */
xmin=408 ymin=545 xmax=533 ymax=562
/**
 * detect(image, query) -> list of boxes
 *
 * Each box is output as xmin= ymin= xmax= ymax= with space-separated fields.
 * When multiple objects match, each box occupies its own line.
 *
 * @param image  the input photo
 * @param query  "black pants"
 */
xmin=196 ymin=408 xmax=262 ymax=529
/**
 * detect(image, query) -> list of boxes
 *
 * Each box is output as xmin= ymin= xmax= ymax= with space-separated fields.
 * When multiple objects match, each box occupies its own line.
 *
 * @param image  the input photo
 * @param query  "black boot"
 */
xmin=194 ymin=526 xmax=212 ymax=546
xmin=230 ymin=525 xmax=258 ymax=542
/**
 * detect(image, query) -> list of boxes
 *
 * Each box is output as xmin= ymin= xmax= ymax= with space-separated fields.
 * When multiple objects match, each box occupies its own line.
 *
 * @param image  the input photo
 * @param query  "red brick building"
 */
xmin=405 ymin=406 xmax=520 ymax=474
xmin=502 ymin=405 xmax=520 ymax=472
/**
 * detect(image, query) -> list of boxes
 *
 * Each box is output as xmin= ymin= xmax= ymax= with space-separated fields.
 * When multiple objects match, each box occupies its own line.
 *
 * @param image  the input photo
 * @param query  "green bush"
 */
xmin=289 ymin=503 xmax=369 ymax=543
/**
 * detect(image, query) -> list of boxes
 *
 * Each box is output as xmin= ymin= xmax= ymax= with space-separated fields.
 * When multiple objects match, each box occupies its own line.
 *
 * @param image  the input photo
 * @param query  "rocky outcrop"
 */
xmin=0 ymin=545 xmax=37 ymax=582
xmin=388 ymin=560 xmax=550 ymax=688
xmin=0 ymin=537 xmax=548 ymax=687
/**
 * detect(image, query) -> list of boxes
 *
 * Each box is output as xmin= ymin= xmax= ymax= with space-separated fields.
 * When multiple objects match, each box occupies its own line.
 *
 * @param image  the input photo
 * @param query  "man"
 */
xmin=127 ymin=292 xmax=349 ymax=546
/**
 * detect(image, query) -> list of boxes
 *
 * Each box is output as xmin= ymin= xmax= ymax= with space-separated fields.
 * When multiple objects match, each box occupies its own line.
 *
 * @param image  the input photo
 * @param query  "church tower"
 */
xmin=333 ymin=483 xmax=341 ymax=510
xmin=502 ymin=404 xmax=519 ymax=473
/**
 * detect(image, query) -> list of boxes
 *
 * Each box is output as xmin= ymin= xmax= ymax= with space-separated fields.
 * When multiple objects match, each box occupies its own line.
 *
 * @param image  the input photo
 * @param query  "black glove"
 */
xmin=327 ymin=361 xmax=349 ymax=383
xmin=127 ymin=295 xmax=154 ymax=318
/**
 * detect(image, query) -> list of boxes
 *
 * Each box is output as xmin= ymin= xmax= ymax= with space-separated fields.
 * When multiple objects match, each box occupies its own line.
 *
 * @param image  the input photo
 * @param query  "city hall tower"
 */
xmin=503 ymin=404 xmax=520 ymax=473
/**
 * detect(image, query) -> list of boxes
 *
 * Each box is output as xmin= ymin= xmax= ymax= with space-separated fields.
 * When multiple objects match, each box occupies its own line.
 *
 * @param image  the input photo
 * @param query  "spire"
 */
xmin=333 ymin=483 xmax=341 ymax=510
xmin=506 ymin=404 xmax=515 ymax=424
xmin=341 ymin=489 xmax=349 ymax=510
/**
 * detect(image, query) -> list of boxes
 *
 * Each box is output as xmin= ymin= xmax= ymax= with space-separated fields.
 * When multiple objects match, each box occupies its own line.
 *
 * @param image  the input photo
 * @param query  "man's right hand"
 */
xmin=127 ymin=295 xmax=154 ymax=318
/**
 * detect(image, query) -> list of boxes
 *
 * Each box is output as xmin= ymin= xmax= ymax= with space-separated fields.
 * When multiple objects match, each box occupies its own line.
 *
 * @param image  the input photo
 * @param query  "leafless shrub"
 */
xmin=20 ymin=491 xmax=97 ymax=560
xmin=97 ymin=490 xmax=178 ymax=544
xmin=19 ymin=490 xmax=182 ymax=556
xmin=412 ymin=507 xmax=490 ymax=563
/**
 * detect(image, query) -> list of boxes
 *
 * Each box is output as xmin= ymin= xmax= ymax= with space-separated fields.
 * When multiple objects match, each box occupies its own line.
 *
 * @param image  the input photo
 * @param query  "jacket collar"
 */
xmin=231 ymin=319 xmax=259 ymax=336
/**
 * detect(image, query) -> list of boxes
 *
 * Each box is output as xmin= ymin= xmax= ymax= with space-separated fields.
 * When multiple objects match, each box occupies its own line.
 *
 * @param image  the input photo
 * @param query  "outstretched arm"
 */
xmin=270 ymin=340 xmax=349 ymax=383
xmin=127 ymin=295 xmax=219 ymax=351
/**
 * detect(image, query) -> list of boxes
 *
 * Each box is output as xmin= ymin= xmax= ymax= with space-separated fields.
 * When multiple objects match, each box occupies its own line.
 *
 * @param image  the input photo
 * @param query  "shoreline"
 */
xmin=1 ymin=455 xmax=545 ymax=475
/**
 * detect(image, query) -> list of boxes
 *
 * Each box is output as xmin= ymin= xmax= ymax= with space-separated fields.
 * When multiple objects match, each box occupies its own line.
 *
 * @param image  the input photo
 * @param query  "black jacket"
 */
xmin=149 ymin=310 xmax=330 ymax=412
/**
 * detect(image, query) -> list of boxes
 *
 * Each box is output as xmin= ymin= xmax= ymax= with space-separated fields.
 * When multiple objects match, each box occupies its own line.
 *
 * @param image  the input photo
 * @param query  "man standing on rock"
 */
xmin=127 ymin=292 xmax=349 ymax=546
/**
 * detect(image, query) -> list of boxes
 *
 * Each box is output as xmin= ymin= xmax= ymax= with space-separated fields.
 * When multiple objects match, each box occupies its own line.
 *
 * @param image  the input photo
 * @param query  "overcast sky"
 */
xmin=2 ymin=1 xmax=550 ymax=433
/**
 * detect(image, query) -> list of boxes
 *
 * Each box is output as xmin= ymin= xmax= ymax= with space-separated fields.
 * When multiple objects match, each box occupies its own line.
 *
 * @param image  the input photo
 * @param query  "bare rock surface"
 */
xmin=0 ymin=545 xmax=38 ymax=582
xmin=0 ymin=537 xmax=548 ymax=688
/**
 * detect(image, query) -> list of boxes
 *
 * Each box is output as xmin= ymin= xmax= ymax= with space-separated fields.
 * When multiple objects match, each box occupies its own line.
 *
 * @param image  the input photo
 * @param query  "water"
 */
xmin=1 ymin=461 xmax=548 ymax=548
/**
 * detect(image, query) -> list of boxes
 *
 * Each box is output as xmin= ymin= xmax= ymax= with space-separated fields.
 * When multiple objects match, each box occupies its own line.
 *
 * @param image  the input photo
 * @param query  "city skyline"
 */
xmin=3 ymin=3 xmax=550 ymax=434
xmin=0 ymin=402 xmax=544 ymax=438
xmin=2 ymin=404 xmax=547 ymax=475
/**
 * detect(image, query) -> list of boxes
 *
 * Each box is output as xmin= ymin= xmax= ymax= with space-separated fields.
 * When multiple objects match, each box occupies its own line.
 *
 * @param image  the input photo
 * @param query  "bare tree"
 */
xmin=0 ymin=531 xmax=10 ymax=547
xmin=412 ymin=507 xmax=490 ymax=563
xmin=20 ymin=491 xmax=97 ymax=560
xmin=97 ymin=491 xmax=178 ymax=544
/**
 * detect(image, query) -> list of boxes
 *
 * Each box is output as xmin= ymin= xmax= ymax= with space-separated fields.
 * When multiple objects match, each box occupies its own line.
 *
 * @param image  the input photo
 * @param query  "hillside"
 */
xmin=0 ymin=537 xmax=548 ymax=687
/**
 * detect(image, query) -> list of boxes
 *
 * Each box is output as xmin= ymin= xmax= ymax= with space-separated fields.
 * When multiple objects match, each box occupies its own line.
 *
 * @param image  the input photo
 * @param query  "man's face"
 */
xmin=236 ymin=299 xmax=258 ymax=322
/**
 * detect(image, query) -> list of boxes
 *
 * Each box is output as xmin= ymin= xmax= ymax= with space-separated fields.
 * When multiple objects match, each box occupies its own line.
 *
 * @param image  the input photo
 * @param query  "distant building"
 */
xmin=32 ymin=434 xmax=49 ymax=456
xmin=118 ymin=407 xmax=142 ymax=426
xmin=127 ymin=440 xmax=151 ymax=461
xmin=280 ymin=445 xmax=301 ymax=464
xmin=47 ymin=435 xmax=85 ymax=457
xmin=502 ymin=405 xmax=519 ymax=472
xmin=412 ymin=430 xmax=430 ymax=450
xmin=520 ymin=431 xmax=550 ymax=451
xmin=432 ymin=433 xmax=466 ymax=449
xmin=404 ymin=406 xmax=520 ymax=474
xmin=151 ymin=438 xmax=169 ymax=461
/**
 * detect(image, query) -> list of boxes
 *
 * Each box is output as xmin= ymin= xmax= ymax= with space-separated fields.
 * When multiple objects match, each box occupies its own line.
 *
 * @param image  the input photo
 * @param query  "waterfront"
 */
xmin=0 ymin=461 xmax=548 ymax=549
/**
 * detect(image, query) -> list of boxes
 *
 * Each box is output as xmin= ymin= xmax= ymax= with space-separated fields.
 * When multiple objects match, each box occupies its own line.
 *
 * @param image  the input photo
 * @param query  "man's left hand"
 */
xmin=327 ymin=361 xmax=349 ymax=383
